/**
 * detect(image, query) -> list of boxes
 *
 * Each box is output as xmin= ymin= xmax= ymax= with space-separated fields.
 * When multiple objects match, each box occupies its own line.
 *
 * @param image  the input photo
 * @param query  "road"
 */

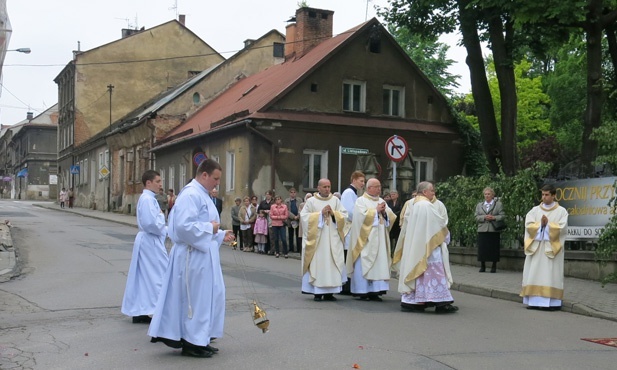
xmin=1 ymin=200 xmax=616 ymax=369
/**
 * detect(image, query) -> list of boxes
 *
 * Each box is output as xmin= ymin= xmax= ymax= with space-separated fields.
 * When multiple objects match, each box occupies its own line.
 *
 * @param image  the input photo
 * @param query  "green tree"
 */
xmin=387 ymin=25 xmax=461 ymax=97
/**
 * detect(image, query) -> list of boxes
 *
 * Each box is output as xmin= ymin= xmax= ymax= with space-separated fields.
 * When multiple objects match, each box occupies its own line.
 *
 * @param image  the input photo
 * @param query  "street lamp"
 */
xmin=7 ymin=48 xmax=31 ymax=54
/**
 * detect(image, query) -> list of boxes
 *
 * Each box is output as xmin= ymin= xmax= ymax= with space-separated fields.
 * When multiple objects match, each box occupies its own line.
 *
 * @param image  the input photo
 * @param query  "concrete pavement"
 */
xmin=2 ymin=202 xmax=616 ymax=323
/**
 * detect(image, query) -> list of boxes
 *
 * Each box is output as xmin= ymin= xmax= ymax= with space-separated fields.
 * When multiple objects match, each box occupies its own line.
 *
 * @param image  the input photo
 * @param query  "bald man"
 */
xmin=347 ymin=178 xmax=396 ymax=301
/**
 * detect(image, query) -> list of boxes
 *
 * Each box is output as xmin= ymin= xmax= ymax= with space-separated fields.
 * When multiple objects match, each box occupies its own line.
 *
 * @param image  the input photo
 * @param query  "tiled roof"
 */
xmin=158 ymin=18 xmax=456 ymax=148
xmin=160 ymin=20 xmax=370 ymax=146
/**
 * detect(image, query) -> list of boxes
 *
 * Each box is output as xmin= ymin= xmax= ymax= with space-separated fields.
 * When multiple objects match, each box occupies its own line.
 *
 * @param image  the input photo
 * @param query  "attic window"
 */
xmin=428 ymin=96 xmax=434 ymax=105
xmin=311 ymin=83 xmax=318 ymax=92
xmin=193 ymin=92 xmax=200 ymax=105
xmin=368 ymin=25 xmax=381 ymax=54
xmin=309 ymin=11 xmax=317 ymax=18
xmin=273 ymin=42 xmax=284 ymax=58
xmin=321 ymin=13 xmax=328 ymax=20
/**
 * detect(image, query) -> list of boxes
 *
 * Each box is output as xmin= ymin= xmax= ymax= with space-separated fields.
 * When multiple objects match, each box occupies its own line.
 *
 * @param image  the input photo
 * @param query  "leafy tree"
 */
xmin=387 ymin=25 xmax=461 ymax=97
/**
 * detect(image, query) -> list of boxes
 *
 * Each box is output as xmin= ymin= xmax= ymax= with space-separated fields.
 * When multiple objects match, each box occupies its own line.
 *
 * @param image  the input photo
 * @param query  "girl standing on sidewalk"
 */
xmin=254 ymin=210 xmax=269 ymax=254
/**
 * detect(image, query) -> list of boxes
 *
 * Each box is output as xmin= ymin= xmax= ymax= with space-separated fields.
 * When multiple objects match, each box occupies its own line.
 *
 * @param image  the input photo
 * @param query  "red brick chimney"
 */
xmin=285 ymin=7 xmax=334 ymax=59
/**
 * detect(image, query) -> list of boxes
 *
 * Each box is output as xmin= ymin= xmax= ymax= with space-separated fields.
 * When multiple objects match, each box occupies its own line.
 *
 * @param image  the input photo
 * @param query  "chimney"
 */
xmin=287 ymin=7 xmax=334 ymax=59
xmin=244 ymin=39 xmax=255 ymax=48
xmin=179 ymin=14 xmax=186 ymax=25
xmin=285 ymin=22 xmax=297 ymax=58
xmin=26 ymin=112 xmax=34 ymax=121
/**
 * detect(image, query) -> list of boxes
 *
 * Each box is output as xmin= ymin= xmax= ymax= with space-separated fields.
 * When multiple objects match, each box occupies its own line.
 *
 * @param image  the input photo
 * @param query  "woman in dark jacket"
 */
xmin=475 ymin=187 xmax=506 ymax=273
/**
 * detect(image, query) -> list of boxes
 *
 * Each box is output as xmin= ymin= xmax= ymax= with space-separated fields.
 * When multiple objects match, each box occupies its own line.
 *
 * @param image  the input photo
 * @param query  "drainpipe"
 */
xmin=245 ymin=121 xmax=276 ymax=191
xmin=146 ymin=118 xmax=156 ymax=169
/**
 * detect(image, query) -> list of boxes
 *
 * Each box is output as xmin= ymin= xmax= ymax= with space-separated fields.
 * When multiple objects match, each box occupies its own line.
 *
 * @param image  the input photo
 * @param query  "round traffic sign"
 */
xmin=385 ymin=135 xmax=409 ymax=162
xmin=193 ymin=152 xmax=207 ymax=166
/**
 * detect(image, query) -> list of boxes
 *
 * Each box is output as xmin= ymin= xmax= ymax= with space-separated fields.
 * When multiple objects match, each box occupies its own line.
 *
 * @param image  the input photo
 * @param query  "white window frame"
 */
xmin=342 ymin=80 xmax=366 ymax=113
xmin=160 ymin=168 xmax=166 ymax=190
xmin=168 ymin=165 xmax=175 ymax=193
xmin=83 ymin=158 xmax=88 ymax=185
xmin=303 ymin=149 xmax=328 ymax=190
xmin=226 ymin=151 xmax=235 ymax=191
xmin=98 ymin=152 xmax=104 ymax=180
xmin=179 ymin=163 xmax=186 ymax=191
xmin=413 ymin=157 xmax=434 ymax=185
xmin=78 ymin=159 xmax=84 ymax=185
xmin=383 ymin=85 xmax=405 ymax=117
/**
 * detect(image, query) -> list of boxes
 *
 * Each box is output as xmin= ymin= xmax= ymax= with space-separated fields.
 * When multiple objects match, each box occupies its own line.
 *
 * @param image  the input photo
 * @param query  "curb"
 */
xmin=32 ymin=204 xmax=138 ymax=228
xmin=0 ymin=224 xmax=17 ymax=282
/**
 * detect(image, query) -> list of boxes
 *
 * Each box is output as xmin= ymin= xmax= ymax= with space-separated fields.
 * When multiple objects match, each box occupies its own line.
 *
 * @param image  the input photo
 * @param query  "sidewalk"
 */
xmin=4 ymin=203 xmax=614 ymax=322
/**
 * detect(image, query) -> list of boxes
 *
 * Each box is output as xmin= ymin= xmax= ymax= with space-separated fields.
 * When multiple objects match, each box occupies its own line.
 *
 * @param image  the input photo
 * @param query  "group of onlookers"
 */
xmin=230 ymin=188 xmax=310 ymax=259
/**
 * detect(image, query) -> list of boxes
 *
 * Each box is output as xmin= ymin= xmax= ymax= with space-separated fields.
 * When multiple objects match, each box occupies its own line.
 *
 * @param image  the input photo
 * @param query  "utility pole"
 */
xmin=107 ymin=84 xmax=114 ymax=211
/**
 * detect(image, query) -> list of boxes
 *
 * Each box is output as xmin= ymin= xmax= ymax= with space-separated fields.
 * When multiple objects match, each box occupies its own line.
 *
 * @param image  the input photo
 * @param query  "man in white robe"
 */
xmin=393 ymin=181 xmax=458 ymax=313
xmin=340 ymin=171 xmax=365 ymax=295
xmin=121 ymin=170 xmax=168 ymax=324
xmin=520 ymin=184 xmax=568 ymax=311
xmin=301 ymin=178 xmax=347 ymax=301
xmin=347 ymin=178 xmax=396 ymax=301
xmin=148 ymin=159 xmax=235 ymax=358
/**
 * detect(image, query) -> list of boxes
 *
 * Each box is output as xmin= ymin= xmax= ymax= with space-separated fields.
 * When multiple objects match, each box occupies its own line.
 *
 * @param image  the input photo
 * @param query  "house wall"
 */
xmin=274 ymin=29 xmax=453 ymax=124
xmin=72 ymin=21 xmax=224 ymax=147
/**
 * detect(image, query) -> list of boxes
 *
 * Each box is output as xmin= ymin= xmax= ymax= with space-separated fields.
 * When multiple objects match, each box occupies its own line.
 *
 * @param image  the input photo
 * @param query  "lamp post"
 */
xmin=7 ymin=48 xmax=31 ymax=54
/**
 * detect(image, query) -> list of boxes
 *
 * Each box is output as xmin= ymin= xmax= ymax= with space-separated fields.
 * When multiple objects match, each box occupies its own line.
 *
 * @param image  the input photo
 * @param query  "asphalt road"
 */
xmin=1 ymin=200 xmax=616 ymax=370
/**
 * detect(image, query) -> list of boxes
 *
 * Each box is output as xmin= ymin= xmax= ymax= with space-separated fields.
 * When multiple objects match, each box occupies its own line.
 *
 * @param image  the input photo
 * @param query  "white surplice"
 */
xmin=347 ymin=193 xmax=395 ymax=294
xmin=521 ymin=202 xmax=568 ymax=307
xmin=121 ymin=189 xmax=168 ymax=317
xmin=300 ymin=193 xmax=347 ymax=294
xmin=148 ymin=179 xmax=226 ymax=346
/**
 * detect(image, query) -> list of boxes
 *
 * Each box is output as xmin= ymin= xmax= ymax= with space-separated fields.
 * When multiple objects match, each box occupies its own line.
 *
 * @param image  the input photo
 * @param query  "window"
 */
xmin=99 ymin=152 xmax=104 ymax=180
xmin=226 ymin=151 xmax=235 ymax=191
xmin=413 ymin=157 xmax=434 ymax=185
xmin=83 ymin=159 xmax=88 ymax=184
xmin=169 ymin=166 xmax=175 ymax=193
xmin=193 ymin=92 xmax=200 ymax=105
xmin=302 ymin=149 xmax=328 ymax=189
xmin=383 ymin=85 xmax=405 ymax=117
xmin=78 ymin=160 xmax=84 ymax=185
xmin=342 ymin=80 xmax=366 ymax=112
xmin=160 ymin=169 xmax=166 ymax=190
xmin=104 ymin=150 xmax=109 ymax=167
xmin=179 ymin=163 xmax=186 ymax=191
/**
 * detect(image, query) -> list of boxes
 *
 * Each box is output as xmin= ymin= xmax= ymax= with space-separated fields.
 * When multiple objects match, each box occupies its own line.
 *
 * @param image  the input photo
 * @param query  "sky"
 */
xmin=0 ymin=0 xmax=470 ymax=126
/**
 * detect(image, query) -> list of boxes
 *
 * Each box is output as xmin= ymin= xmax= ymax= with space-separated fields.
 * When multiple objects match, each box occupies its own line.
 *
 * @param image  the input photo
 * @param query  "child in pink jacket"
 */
xmin=254 ymin=210 xmax=269 ymax=254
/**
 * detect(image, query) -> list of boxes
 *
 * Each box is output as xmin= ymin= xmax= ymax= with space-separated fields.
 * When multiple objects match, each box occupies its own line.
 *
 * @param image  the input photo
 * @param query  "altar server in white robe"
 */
xmin=520 ymin=184 xmax=568 ymax=311
xmin=347 ymin=178 xmax=396 ymax=301
xmin=340 ymin=171 xmax=365 ymax=294
xmin=301 ymin=178 xmax=348 ymax=301
xmin=393 ymin=181 xmax=458 ymax=313
xmin=121 ymin=170 xmax=168 ymax=324
xmin=148 ymin=159 xmax=235 ymax=358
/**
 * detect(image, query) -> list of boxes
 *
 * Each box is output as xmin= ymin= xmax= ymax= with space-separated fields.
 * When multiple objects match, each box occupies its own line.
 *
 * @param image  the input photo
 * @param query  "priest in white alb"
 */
xmin=393 ymin=181 xmax=458 ymax=313
xmin=520 ymin=184 xmax=568 ymax=311
xmin=300 ymin=178 xmax=347 ymax=301
xmin=347 ymin=178 xmax=396 ymax=301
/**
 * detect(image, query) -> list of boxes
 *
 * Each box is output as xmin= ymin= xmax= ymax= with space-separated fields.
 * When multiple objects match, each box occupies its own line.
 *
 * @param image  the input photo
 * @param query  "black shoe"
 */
xmin=132 ymin=315 xmax=152 ymax=324
xmin=323 ymin=294 xmax=337 ymax=301
xmin=490 ymin=268 xmax=496 ymax=273
xmin=314 ymin=295 xmax=323 ymax=301
xmin=401 ymin=304 xmax=426 ymax=312
xmin=479 ymin=267 xmax=486 ymax=273
xmin=150 ymin=337 xmax=183 ymax=349
xmin=368 ymin=294 xmax=383 ymax=302
xmin=204 ymin=344 xmax=219 ymax=353
xmin=435 ymin=304 xmax=459 ymax=313
xmin=181 ymin=347 xmax=212 ymax=358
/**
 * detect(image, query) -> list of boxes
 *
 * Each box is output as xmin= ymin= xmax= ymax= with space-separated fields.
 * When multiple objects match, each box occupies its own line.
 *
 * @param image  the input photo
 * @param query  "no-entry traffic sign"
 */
xmin=385 ymin=135 xmax=409 ymax=162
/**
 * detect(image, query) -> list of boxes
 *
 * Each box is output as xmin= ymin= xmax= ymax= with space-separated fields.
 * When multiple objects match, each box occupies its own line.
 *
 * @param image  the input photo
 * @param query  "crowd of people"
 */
xmin=119 ymin=160 xmax=568 ymax=359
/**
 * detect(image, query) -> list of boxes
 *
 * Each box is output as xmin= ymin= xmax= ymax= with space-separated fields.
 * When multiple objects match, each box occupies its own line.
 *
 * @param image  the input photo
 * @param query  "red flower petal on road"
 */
xmin=352 ymin=364 xmax=361 ymax=369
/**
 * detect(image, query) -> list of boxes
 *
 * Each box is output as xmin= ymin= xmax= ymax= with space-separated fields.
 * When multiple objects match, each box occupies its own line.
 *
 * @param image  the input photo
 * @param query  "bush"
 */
xmin=436 ymin=162 xmax=551 ymax=249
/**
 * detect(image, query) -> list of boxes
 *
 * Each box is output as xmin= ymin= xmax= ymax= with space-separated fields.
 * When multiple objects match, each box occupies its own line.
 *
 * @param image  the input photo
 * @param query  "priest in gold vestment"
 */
xmin=300 ymin=179 xmax=348 ymax=301
xmin=520 ymin=184 xmax=568 ymax=311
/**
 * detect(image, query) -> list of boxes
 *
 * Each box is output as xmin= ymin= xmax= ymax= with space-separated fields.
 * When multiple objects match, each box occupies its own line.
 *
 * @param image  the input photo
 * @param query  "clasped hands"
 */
xmin=376 ymin=202 xmax=387 ymax=217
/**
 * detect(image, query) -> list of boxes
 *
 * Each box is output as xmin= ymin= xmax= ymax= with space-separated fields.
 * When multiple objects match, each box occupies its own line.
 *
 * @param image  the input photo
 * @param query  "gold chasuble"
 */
xmin=520 ymin=202 xmax=568 ymax=300
xmin=347 ymin=193 xmax=396 ymax=280
xmin=392 ymin=196 xmax=450 ymax=294
xmin=300 ymin=193 xmax=347 ymax=288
